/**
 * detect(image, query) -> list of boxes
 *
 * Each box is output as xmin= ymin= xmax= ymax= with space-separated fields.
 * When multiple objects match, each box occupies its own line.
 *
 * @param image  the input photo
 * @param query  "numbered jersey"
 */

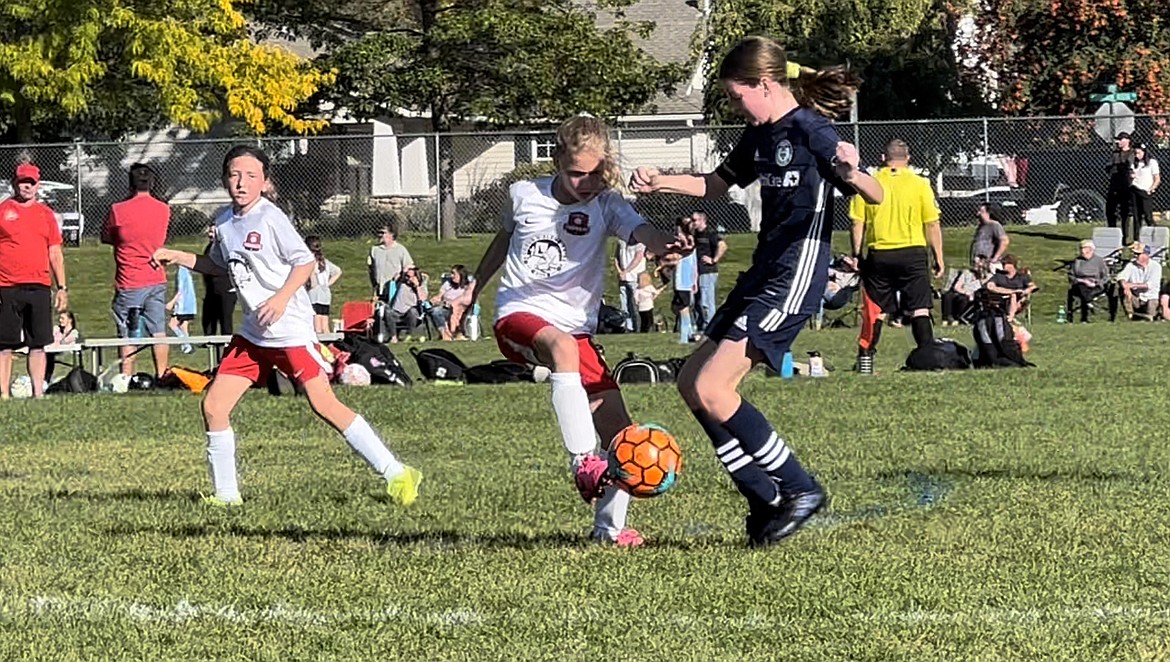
xmin=495 ymin=177 xmax=646 ymax=335
xmin=210 ymin=198 xmax=317 ymax=347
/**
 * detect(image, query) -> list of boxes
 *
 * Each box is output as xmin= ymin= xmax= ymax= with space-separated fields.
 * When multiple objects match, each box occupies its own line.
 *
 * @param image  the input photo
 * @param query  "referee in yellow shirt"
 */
xmin=849 ymin=139 xmax=944 ymax=373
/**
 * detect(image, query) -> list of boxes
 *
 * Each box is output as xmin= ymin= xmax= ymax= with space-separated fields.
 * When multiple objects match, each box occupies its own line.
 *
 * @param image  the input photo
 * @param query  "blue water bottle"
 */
xmin=780 ymin=351 xmax=795 ymax=378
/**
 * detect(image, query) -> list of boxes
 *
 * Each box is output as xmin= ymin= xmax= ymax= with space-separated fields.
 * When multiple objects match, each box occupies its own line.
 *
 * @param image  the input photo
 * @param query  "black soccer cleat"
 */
xmin=748 ymin=488 xmax=827 ymax=548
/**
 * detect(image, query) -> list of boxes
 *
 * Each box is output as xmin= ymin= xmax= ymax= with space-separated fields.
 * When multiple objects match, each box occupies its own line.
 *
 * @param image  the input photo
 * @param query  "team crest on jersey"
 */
xmin=1 ymin=209 xmax=17 ymax=223
xmin=243 ymin=231 xmax=262 ymax=251
xmin=775 ymin=140 xmax=794 ymax=167
xmin=565 ymin=212 xmax=590 ymax=236
xmin=522 ymin=235 xmax=568 ymax=278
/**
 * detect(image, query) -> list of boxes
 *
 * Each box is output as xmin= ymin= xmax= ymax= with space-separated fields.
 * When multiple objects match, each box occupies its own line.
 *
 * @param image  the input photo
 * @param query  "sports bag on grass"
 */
xmin=410 ymin=347 xmax=469 ymax=381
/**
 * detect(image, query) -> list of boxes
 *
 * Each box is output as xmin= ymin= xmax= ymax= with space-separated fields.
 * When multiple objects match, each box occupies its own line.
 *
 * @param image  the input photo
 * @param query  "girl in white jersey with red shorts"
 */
xmin=468 ymin=116 xmax=691 ymax=546
xmin=153 ymin=146 xmax=422 ymax=507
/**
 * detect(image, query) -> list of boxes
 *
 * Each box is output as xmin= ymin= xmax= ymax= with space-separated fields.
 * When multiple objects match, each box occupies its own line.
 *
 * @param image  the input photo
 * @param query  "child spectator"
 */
xmin=672 ymin=217 xmax=699 ymax=344
xmin=166 ymin=265 xmax=197 ymax=353
xmin=305 ymin=235 xmax=342 ymax=334
xmin=634 ymin=271 xmax=665 ymax=333
xmin=47 ymin=311 xmax=79 ymax=383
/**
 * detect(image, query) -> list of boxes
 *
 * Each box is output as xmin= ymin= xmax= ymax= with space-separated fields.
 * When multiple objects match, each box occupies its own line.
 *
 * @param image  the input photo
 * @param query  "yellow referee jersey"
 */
xmin=850 ymin=167 xmax=940 ymax=250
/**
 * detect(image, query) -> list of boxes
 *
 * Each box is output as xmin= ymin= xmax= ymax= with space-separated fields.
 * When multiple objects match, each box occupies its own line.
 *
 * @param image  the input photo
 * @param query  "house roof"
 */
xmin=595 ymin=0 xmax=706 ymax=118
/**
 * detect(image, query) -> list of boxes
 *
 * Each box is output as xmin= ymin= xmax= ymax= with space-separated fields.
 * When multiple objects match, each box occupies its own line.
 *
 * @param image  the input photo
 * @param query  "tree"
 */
xmin=0 ymin=0 xmax=333 ymax=142
xmin=261 ymin=0 xmax=684 ymax=238
xmin=697 ymin=0 xmax=986 ymax=123
xmin=966 ymin=0 xmax=1170 ymax=118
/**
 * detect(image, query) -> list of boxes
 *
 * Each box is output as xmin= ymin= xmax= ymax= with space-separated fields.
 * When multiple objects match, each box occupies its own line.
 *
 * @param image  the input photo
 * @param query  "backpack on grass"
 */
xmin=334 ymin=336 xmax=413 ymax=386
xmin=902 ymin=339 xmax=973 ymax=371
xmin=463 ymin=360 xmax=535 ymax=384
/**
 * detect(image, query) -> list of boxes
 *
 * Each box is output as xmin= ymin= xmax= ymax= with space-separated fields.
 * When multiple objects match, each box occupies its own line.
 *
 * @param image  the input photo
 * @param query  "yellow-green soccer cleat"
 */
xmin=386 ymin=466 xmax=423 ymax=506
xmin=202 ymin=494 xmax=243 ymax=508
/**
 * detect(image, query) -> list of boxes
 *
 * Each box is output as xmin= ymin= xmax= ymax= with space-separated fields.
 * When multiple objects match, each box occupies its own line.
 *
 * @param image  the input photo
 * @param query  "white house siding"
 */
xmin=452 ymin=138 xmax=516 ymax=199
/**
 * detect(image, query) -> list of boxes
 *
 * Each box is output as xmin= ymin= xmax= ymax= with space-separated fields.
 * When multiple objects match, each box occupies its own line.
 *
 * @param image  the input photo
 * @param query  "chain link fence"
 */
xmin=2 ymin=113 xmax=1168 ymax=242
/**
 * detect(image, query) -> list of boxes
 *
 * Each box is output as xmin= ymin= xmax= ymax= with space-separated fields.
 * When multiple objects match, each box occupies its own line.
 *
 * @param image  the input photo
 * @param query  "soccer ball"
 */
xmin=607 ymin=423 xmax=682 ymax=498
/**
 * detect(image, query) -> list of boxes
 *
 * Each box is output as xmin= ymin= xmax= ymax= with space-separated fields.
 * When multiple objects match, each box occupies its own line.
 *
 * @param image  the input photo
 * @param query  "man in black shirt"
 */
xmin=688 ymin=211 xmax=726 ymax=336
xmin=1107 ymin=132 xmax=1137 ymax=244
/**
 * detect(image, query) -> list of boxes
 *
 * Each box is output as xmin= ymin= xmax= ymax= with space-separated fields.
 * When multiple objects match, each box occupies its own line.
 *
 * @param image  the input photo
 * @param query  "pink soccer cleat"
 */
xmin=573 ymin=453 xmax=611 ymax=503
xmin=590 ymin=527 xmax=645 ymax=548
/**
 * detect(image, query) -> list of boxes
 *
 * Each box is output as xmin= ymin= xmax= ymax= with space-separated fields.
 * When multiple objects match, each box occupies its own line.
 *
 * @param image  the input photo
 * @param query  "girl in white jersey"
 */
xmin=468 ymin=115 xmax=691 ymax=546
xmin=153 ymin=146 xmax=421 ymax=507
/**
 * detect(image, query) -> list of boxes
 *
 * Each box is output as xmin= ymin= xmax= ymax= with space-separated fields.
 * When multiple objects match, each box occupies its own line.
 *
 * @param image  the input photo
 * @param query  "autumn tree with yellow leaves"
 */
xmin=0 ymin=0 xmax=332 ymax=142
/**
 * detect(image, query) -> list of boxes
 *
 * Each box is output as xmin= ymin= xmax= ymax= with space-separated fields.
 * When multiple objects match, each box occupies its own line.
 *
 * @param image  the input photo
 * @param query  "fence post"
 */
xmin=851 ymin=91 xmax=860 ymax=147
xmin=433 ymin=132 xmax=441 ymax=241
xmin=74 ymin=139 xmax=83 ymax=235
xmin=982 ymin=117 xmax=990 ymax=202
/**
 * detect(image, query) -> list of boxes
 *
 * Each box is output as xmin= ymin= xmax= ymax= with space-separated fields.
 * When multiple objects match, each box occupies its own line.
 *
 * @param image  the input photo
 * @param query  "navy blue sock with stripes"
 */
xmin=691 ymin=409 xmax=781 ymax=508
xmin=722 ymin=399 xmax=818 ymax=497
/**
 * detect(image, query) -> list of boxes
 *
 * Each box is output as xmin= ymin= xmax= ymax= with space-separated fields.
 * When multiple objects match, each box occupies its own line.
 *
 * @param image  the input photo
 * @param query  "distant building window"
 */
xmin=532 ymin=136 xmax=555 ymax=162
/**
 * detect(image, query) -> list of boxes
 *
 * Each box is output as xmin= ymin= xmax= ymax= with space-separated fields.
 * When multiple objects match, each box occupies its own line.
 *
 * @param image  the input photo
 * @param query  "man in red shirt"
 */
xmin=101 ymin=164 xmax=171 ymax=377
xmin=0 ymin=163 xmax=69 ymax=399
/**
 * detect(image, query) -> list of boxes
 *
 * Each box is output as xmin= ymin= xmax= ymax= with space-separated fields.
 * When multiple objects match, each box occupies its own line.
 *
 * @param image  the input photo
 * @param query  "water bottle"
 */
xmin=465 ymin=305 xmax=481 ymax=341
xmin=780 ymin=351 xmax=795 ymax=378
xmin=1056 ymin=305 xmax=1067 ymax=324
xmin=808 ymin=351 xmax=826 ymax=377
xmin=126 ymin=307 xmax=143 ymax=339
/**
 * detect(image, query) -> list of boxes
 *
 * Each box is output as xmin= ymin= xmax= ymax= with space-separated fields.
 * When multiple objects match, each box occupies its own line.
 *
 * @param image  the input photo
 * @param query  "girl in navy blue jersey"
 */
xmin=631 ymin=36 xmax=883 ymax=546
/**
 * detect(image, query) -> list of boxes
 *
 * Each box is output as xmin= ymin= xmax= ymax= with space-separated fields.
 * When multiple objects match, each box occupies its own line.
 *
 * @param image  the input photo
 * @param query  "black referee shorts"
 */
xmin=862 ymin=247 xmax=934 ymax=315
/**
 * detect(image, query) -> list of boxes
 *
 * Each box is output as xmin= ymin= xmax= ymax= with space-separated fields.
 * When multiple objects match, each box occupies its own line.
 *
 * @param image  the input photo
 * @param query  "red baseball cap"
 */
xmin=14 ymin=163 xmax=40 ymax=184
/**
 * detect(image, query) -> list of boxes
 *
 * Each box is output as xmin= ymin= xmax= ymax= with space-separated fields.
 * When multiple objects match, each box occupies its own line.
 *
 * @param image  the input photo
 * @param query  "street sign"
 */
xmin=1094 ymin=101 xmax=1135 ymax=141
xmin=1090 ymin=84 xmax=1138 ymax=103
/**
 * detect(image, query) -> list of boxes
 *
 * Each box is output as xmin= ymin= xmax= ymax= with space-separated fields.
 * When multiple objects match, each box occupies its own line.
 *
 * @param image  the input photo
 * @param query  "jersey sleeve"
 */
xmin=602 ymin=191 xmax=647 ymax=243
xmin=805 ymin=116 xmax=857 ymax=196
xmin=919 ymin=178 xmax=941 ymax=224
xmin=848 ymin=192 xmax=868 ymax=224
xmin=269 ymin=208 xmax=315 ymax=267
xmin=714 ymin=130 xmax=758 ymax=189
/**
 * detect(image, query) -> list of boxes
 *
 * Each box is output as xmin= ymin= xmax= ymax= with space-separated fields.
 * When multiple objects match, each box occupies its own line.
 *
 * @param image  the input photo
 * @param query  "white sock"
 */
xmin=592 ymin=485 xmax=631 ymax=540
xmin=206 ymin=428 xmax=240 ymax=502
xmin=343 ymin=416 xmax=405 ymax=479
xmin=550 ymin=372 xmax=597 ymax=458
xmin=679 ymin=312 xmax=692 ymax=343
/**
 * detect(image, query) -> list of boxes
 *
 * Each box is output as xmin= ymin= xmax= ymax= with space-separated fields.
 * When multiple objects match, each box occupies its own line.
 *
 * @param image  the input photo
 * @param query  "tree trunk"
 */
xmin=434 ymin=121 xmax=457 ymax=240
xmin=420 ymin=0 xmax=458 ymax=240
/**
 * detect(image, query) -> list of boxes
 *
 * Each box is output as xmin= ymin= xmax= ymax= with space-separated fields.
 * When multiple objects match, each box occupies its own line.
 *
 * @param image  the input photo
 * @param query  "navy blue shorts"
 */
xmin=705 ymin=294 xmax=810 ymax=372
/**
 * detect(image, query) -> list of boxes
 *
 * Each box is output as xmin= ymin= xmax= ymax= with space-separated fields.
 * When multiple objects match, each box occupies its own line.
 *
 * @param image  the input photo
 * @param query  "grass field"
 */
xmin=5 ymin=225 xmax=1170 ymax=659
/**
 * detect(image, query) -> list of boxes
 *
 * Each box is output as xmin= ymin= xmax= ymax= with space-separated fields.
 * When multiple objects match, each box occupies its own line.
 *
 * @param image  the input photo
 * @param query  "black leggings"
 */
xmin=202 ymin=289 xmax=237 ymax=335
xmin=1134 ymin=190 xmax=1155 ymax=228
xmin=638 ymin=310 xmax=654 ymax=332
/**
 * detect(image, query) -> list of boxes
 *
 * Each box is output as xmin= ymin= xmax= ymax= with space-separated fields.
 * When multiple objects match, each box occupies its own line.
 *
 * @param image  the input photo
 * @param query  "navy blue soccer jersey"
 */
xmin=715 ymin=107 xmax=856 ymax=317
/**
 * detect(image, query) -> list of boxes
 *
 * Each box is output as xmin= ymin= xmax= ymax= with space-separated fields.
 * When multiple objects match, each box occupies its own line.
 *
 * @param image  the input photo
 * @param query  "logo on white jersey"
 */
xmin=243 ymin=231 xmax=262 ymax=251
xmin=521 ymin=235 xmax=568 ymax=278
xmin=775 ymin=140 xmax=793 ymax=166
xmin=565 ymin=212 xmax=591 ymax=236
xmin=228 ymin=257 xmax=255 ymax=289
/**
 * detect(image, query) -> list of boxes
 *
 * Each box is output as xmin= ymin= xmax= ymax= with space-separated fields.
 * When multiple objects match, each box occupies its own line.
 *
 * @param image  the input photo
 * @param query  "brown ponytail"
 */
xmin=718 ymin=36 xmax=861 ymax=119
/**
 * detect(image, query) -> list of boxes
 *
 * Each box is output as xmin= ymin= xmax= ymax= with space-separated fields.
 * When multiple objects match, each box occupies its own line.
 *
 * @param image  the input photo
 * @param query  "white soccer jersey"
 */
xmin=496 ymin=177 xmax=647 ymax=334
xmin=210 ymin=198 xmax=317 ymax=347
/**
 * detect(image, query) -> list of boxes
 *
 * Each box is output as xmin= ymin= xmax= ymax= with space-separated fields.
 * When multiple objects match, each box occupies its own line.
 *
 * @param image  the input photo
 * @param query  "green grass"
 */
xmin=6 ymin=225 xmax=1170 ymax=659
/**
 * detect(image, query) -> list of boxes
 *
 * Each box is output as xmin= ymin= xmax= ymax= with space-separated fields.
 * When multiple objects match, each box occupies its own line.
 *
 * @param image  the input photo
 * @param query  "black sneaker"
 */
xmin=745 ymin=503 xmax=779 ymax=545
xmin=749 ymin=488 xmax=827 ymax=548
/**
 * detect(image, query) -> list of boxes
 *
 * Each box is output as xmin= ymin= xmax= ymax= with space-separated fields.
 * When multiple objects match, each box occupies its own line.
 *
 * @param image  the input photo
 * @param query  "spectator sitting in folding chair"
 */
xmin=816 ymin=255 xmax=860 ymax=329
xmin=387 ymin=266 xmax=428 ymax=342
xmin=1065 ymin=239 xmax=1111 ymax=323
xmin=1117 ymin=241 xmax=1162 ymax=320
xmin=427 ymin=265 xmax=474 ymax=341
xmin=940 ymin=257 xmax=987 ymax=327
xmin=985 ymin=255 xmax=1037 ymax=323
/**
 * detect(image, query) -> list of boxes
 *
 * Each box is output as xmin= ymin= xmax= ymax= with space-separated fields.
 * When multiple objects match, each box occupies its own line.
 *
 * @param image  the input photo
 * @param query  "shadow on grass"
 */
xmin=1008 ymin=227 xmax=1086 ymax=243
xmin=45 ymin=488 xmax=203 ymax=502
xmin=873 ymin=468 xmax=1148 ymax=484
xmin=101 ymin=522 xmax=710 ymax=550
